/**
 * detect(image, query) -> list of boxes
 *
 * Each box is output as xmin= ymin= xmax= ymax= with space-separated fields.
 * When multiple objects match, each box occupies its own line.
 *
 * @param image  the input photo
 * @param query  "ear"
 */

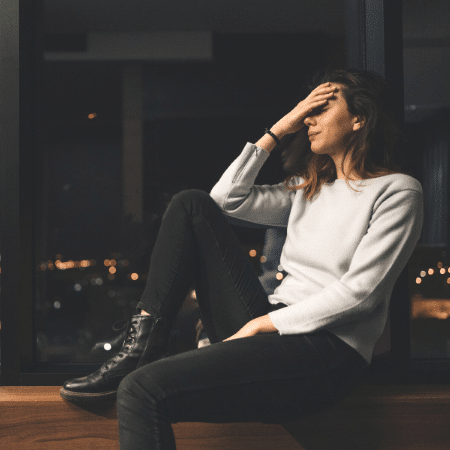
xmin=353 ymin=116 xmax=365 ymax=131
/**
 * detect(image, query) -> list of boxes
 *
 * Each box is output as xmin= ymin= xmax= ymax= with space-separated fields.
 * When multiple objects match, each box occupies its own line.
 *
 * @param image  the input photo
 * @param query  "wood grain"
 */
xmin=1 ymin=385 xmax=450 ymax=449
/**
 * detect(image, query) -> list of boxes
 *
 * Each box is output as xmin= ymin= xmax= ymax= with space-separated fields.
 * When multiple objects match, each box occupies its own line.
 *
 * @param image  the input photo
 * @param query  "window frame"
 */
xmin=2 ymin=0 xmax=448 ymax=387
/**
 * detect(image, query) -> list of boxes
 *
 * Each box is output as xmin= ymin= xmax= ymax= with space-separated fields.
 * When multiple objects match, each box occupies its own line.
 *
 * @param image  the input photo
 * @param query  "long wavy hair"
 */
xmin=282 ymin=69 xmax=408 ymax=201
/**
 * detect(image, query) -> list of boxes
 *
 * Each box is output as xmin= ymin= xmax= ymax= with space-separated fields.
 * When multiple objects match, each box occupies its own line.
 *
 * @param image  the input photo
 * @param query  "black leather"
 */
xmin=60 ymin=313 xmax=174 ymax=402
xmin=89 ymin=319 xmax=129 ymax=356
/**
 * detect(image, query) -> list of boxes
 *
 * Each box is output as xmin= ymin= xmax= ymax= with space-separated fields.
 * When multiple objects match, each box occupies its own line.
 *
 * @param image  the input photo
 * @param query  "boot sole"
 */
xmin=60 ymin=387 xmax=117 ymax=402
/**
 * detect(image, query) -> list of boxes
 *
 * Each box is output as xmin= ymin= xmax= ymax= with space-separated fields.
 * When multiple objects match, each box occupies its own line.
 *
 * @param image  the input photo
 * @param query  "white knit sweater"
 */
xmin=210 ymin=142 xmax=424 ymax=363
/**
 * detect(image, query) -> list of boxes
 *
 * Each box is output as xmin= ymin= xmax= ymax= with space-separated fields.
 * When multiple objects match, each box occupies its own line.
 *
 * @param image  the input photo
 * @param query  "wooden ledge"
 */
xmin=1 ymin=384 xmax=450 ymax=449
xmin=2 ymin=383 xmax=449 ymax=402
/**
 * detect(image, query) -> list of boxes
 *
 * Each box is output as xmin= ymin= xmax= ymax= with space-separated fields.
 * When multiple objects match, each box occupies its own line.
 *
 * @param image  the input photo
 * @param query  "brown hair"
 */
xmin=283 ymin=69 xmax=408 ymax=201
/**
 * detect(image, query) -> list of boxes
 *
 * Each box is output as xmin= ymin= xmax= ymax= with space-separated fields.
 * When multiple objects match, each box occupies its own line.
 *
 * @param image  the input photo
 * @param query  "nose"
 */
xmin=304 ymin=115 xmax=315 ymax=127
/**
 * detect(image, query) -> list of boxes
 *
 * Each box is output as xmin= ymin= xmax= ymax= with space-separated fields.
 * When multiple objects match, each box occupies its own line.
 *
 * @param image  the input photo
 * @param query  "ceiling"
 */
xmin=43 ymin=0 xmax=450 ymax=39
xmin=43 ymin=0 xmax=345 ymax=36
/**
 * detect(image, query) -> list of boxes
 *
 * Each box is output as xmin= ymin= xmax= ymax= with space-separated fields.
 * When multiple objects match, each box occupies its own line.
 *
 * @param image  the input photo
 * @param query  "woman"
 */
xmin=60 ymin=69 xmax=423 ymax=449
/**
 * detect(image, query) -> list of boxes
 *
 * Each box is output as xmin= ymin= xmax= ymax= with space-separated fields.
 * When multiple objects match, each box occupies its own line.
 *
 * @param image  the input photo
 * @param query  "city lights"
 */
xmin=411 ymin=295 xmax=450 ymax=319
xmin=90 ymin=277 xmax=103 ymax=286
xmin=416 ymin=265 xmax=450 ymax=282
xmin=33 ymin=253 xmax=450 ymax=326
xmin=51 ymin=259 xmax=96 ymax=270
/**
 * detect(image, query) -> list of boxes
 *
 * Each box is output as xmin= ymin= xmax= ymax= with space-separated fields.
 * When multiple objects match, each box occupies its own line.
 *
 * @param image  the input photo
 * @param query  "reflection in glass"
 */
xmin=402 ymin=0 xmax=450 ymax=358
xmin=37 ymin=2 xmax=346 ymax=363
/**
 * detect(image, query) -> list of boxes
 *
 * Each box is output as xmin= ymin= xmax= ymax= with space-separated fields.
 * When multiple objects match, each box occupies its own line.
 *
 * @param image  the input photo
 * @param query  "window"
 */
xmin=3 ymin=0 xmax=447 ymax=387
xmin=403 ymin=0 xmax=450 ymax=361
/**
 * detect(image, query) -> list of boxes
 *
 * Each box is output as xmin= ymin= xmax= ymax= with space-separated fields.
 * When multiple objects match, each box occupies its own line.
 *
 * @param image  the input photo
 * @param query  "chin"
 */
xmin=310 ymin=143 xmax=332 ymax=156
xmin=310 ymin=146 xmax=325 ymax=155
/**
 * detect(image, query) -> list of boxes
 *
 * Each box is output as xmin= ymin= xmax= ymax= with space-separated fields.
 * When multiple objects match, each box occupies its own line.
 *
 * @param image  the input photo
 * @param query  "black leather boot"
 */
xmin=89 ymin=319 xmax=130 ymax=357
xmin=60 ymin=313 xmax=174 ymax=402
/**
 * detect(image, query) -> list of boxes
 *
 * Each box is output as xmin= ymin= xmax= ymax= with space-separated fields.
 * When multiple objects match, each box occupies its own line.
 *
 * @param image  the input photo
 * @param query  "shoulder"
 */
xmin=365 ymin=173 xmax=422 ymax=198
xmin=369 ymin=173 xmax=423 ymax=216
xmin=382 ymin=173 xmax=422 ymax=194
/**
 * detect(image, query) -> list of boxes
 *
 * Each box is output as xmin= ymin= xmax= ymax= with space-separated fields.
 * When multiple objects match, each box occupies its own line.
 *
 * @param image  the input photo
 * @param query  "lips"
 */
xmin=308 ymin=131 xmax=319 ymax=137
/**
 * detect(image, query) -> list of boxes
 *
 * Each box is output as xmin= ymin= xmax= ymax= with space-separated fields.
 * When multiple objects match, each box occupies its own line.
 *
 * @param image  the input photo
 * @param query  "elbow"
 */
xmin=209 ymin=189 xmax=225 ymax=210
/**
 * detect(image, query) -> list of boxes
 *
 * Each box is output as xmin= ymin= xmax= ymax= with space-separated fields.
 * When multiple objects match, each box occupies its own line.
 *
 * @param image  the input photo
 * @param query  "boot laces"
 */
xmin=102 ymin=318 xmax=139 ymax=371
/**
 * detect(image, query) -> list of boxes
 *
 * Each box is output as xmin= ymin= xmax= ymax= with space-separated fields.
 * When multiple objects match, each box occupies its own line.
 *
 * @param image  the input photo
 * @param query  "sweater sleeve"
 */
xmin=209 ymin=142 xmax=294 ymax=227
xmin=268 ymin=187 xmax=424 ymax=334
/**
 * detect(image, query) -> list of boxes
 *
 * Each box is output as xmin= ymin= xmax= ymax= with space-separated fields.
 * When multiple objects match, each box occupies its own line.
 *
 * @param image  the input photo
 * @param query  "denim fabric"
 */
xmin=117 ymin=189 xmax=368 ymax=449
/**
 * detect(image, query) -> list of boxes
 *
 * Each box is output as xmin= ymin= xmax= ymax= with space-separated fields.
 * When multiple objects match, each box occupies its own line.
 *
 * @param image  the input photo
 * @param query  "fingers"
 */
xmin=312 ymin=83 xmax=338 ymax=96
xmin=314 ymin=87 xmax=337 ymax=97
xmin=312 ymin=98 xmax=329 ymax=107
xmin=316 ymin=91 xmax=335 ymax=100
xmin=316 ymin=82 xmax=337 ymax=90
xmin=302 ymin=86 xmax=336 ymax=107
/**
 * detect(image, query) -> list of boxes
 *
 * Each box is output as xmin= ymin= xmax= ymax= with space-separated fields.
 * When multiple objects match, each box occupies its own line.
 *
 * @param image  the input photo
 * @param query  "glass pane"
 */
xmin=403 ymin=4 xmax=450 ymax=358
xmin=37 ymin=1 xmax=346 ymax=363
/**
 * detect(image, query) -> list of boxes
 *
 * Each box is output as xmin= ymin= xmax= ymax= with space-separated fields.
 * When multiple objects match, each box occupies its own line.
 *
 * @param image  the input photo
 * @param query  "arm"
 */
xmin=267 ymin=188 xmax=424 ymax=334
xmin=209 ymin=143 xmax=294 ymax=227
xmin=210 ymin=83 xmax=337 ymax=227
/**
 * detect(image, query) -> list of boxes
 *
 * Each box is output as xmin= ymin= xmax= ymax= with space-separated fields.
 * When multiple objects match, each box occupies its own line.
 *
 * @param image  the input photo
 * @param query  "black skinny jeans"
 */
xmin=117 ymin=189 xmax=369 ymax=449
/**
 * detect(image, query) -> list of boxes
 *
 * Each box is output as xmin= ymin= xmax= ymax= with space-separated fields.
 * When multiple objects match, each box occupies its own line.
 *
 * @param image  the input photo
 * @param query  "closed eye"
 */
xmin=310 ymin=106 xmax=328 ymax=116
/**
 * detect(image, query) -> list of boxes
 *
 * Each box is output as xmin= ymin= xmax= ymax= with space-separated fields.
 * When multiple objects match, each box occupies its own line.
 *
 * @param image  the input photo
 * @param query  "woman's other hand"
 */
xmin=223 ymin=315 xmax=278 ymax=342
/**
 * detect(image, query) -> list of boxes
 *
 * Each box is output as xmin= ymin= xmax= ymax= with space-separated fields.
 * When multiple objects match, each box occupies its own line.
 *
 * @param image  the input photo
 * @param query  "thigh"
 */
xmin=118 ymin=331 xmax=368 ymax=426
xmin=138 ymin=189 xmax=272 ymax=342
xmin=180 ymin=190 xmax=274 ymax=341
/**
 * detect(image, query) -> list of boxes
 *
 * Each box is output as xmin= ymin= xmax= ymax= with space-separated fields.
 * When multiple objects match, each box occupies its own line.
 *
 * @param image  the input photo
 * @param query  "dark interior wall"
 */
xmin=142 ymin=32 xmax=345 ymax=216
xmin=403 ymin=0 xmax=450 ymax=122
xmin=40 ymin=32 xmax=345 ymax=258
xmin=40 ymin=63 xmax=123 ymax=259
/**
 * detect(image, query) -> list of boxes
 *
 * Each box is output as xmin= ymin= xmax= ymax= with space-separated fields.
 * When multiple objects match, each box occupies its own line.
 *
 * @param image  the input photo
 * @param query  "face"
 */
xmin=303 ymin=83 xmax=362 ymax=157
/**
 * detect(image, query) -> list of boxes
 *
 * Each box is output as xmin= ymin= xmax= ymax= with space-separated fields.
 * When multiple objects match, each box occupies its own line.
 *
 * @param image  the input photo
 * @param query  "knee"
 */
xmin=163 ymin=189 xmax=217 ymax=222
xmin=117 ymin=366 xmax=165 ymax=407
xmin=117 ymin=371 xmax=150 ymax=406
xmin=171 ymin=189 xmax=210 ymax=205
xmin=117 ymin=372 xmax=139 ymax=404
